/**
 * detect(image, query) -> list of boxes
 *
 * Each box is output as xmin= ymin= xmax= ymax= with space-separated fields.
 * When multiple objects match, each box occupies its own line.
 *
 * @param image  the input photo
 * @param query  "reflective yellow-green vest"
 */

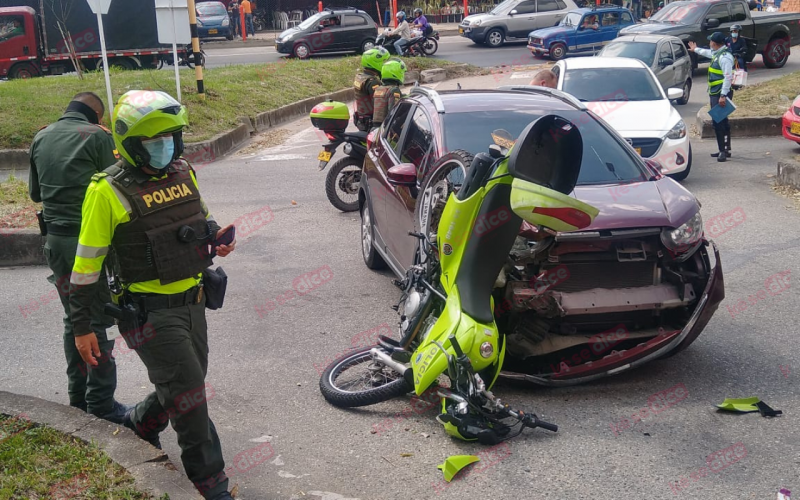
xmin=708 ymin=48 xmax=731 ymax=96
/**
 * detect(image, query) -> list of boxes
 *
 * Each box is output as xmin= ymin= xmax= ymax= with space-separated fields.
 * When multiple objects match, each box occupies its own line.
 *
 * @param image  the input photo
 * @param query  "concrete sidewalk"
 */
xmin=203 ymin=22 xmax=462 ymax=49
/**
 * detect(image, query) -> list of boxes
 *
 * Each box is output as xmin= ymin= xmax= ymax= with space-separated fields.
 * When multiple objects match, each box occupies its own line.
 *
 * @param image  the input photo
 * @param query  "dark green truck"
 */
xmin=619 ymin=0 xmax=800 ymax=68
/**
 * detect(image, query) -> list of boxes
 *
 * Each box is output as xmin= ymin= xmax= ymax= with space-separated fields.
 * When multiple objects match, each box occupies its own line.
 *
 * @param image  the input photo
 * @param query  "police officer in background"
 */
xmin=353 ymin=47 xmax=390 ymax=131
xmin=29 ymin=92 xmax=130 ymax=423
xmin=69 ymin=90 xmax=236 ymax=500
xmin=689 ymin=33 xmax=734 ymax=161
xmin=372 ymin=59 xmax=407 ymax=129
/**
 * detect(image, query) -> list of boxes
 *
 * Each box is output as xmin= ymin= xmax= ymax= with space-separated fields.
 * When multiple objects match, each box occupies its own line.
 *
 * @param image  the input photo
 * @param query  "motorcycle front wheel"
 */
xmin=320 ymin=346 xmax=411 ymax=408
xmin=325 ymin=156 xmax=362 ymax=212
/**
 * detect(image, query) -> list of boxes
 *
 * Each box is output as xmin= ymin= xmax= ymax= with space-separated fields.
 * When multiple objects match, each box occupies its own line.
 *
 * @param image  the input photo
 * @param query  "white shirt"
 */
xmin=695 ymin=46 xmax=734 ymax=95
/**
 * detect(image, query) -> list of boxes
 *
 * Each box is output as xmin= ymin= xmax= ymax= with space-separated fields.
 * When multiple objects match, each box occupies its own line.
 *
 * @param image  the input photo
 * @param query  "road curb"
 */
xmin=0 ymin=391 xmax=202 ymax=500
xmin=0 ymin=149 xmax=30 ymax=171
xmin=777 ymin=158 xmax=800 ymax=189
xmin=696 ymin=108 xmax=782 ymax=139
xmin=0 ymin=229 xmax=45 ymax=267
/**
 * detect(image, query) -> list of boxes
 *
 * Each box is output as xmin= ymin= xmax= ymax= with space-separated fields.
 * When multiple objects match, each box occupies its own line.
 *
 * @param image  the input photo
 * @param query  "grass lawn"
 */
xmin=0 ymin=414 xmax=162 ymax=499
xmin=0 ymin=57 xmax=480 ymax=150
xmin=0 ymin=175 xmax=38 ymax=230
xmin=704 ymin=70 xmax=800 ymax=117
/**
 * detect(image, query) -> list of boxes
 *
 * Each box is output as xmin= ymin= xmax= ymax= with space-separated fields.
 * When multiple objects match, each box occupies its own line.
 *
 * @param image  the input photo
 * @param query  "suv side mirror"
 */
xmin=660 ymin=57 xmax=674 ymax=67
xmin=703 ymin=18 xmax=720 ymax=29
xmin=510 ymin=9 xmax=518 ymax=15
xmin=667 ymin=87 xmax=683 ymax=100
xmin=387 ymin=163 xmax=417 ymax=185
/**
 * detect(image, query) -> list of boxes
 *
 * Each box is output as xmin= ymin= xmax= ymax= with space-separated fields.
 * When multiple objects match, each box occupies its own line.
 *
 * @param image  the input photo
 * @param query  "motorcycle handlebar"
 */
xmin=521 ymin=413 xmax=558 ymax=432
xmin=535 ymin=419 xmax=559 ymax=433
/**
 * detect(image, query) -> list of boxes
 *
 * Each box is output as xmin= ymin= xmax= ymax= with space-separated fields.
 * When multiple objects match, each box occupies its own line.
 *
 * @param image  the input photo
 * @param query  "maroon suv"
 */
xmin=358 ymin=86 xmax=724 ymax=385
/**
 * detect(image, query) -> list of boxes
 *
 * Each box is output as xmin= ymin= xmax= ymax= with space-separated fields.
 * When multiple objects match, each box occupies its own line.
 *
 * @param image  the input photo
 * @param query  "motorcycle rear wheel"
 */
xmin=325 ymin=156 xmax=362 ymax=212
xmin=422 ymin=38 xmax=438 ymax=56
xmin=320 ymin=346 xmax=411 ymax=408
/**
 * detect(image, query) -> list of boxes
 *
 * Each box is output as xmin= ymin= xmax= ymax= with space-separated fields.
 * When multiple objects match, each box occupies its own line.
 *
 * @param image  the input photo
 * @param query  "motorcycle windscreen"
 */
xmin=506 ymin=113 xmax=599 ymax=231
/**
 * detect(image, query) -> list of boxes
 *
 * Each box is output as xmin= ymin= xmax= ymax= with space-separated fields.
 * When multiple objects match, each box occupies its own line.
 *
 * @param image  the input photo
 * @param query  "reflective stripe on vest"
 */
xmin=708 ymin=48 xmax=729 ymax=95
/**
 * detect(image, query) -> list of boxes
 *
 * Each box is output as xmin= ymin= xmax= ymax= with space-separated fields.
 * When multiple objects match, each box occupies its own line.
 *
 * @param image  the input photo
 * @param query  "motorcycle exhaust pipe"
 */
xmin=370 ymin=348 xmax=411 ymax=378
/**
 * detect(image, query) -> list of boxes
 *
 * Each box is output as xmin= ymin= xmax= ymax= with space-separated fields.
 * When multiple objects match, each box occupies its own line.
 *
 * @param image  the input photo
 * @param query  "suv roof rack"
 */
xmin=589 ymin=3 xmax=621 ymax=9
xmin=324 ymin=6 xmax=363 ymax=12
xmin=410 ymin=86 xmax=446 ymax=113
xmin=496 ymin=85 xmax=587 ymax=110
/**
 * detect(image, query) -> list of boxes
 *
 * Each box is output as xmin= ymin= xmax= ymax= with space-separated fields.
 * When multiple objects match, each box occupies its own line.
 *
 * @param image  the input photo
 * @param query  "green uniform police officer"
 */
xmin=29 ymin=92 xmax=129 ymax=422
xmin=372 ymin=59 xmax=407 ymax=128
xmin=353 ymin=47 xmax=390 ymax=131
xmin=69 ymin=90 xmax=236 ymax=500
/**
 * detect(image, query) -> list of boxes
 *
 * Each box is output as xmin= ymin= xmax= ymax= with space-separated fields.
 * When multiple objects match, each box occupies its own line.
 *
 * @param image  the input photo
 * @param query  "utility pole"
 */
xmin=186 ymin=0 xmax=205 ymax=100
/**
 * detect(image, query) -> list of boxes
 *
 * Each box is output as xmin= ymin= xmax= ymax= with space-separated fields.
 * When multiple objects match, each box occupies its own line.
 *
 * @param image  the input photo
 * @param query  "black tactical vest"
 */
xmin=372 ymin=85 xmax=401 ymax=126
xmin=103 ymin=160 xmax=212 ymax=285
xmin=354 ymin=69 xmax=382 ymax=117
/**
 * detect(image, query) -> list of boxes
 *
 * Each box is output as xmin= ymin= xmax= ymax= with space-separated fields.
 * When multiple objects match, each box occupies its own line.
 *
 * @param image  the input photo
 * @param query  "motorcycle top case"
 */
xmin=310 ymin=100 xmax=350 ymax=133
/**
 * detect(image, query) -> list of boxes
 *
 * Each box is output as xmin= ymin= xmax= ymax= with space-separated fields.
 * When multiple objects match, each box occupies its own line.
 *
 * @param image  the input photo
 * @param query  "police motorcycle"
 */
xmin=309 ymin=100 xmax=368 ymax=212
xmin=318 ymin=115 xmax=599 ymax=443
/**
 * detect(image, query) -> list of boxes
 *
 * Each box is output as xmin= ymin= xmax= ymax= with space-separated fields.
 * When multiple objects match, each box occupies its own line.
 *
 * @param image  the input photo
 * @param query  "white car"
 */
xmin=552 ymin=56 xmax=692 ymax=180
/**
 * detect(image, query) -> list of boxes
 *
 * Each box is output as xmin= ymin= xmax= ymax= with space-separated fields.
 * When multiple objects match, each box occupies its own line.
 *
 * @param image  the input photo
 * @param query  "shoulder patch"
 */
xmin=91 ymin=172 xmax=109 ymax=183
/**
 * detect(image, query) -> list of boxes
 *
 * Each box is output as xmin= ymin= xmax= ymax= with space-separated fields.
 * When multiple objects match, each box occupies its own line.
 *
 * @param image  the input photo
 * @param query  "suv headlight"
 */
xmin=472 ymin=19 xmax=481 ymax=26
xmin=196 ymin=19 xmax=203 ymax=26
xmin=666 ymin=120 xmax=686 ymax=140
xmin=222 ymin=18 xmax=230 ymax=26
xmin=661 ymin=212 xmax=703 ymax=259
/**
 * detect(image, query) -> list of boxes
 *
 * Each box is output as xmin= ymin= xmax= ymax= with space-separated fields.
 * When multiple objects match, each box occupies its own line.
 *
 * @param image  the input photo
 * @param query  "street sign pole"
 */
xmin=88 ymin=0 xmax=114 ymax=121
xmin=169 ymin=0 xmax=182 ymax=101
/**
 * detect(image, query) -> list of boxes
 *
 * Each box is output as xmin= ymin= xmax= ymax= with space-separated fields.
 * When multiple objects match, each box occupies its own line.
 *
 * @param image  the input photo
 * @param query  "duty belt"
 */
xmin=46 ymin=222 xmax=81 ymax=237
xmin=129 ymin=285 xmax=204 ymax=311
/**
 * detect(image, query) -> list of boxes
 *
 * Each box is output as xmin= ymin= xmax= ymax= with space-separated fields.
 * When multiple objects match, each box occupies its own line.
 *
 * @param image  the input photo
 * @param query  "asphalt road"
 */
xmin=2 ymin=69 xmax=800 ymax=500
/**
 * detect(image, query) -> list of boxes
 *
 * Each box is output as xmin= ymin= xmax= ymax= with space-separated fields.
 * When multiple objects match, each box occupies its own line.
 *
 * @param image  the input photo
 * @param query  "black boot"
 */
xmin=725 ymin=134 xmax=732 ymax=155
xmin=123 ymin=407 xmax=162 ymax=449
xmin=717 ymin=150 xmax=728 ymax=162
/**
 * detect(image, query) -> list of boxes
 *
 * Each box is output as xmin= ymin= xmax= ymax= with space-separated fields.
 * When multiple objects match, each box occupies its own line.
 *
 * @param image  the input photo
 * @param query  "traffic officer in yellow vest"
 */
xmin=353 ymin=47 xmax=390 ymax=131
xmin=371 ymin=59 xmax=407 ymax=129
xmin=689 ymin=32 xmax=735 ymax=162
xmin=69 ymin=90 xmax=236 ymax=500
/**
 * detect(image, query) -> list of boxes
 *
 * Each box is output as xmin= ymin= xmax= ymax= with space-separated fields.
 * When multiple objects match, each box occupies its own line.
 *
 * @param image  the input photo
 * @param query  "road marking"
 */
xmin=510 ymin=72 xmax=536 ymax=79
xmin=256 ymin=153 xmax=309 ymax=161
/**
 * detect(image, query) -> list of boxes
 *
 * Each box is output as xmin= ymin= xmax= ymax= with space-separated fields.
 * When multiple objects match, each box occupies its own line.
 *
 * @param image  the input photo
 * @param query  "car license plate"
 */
xmin=208 ymin=29 xmax=218 ymax=34
xmin=459 ymin=28 xmax=464 ymax=34
xmin=791 ymin=122 xmax=800 ymax=135
xmin=318 ymin=150 xmax=332 ymax=162
xmin=635 ymin=147 xmax=642 ymax=155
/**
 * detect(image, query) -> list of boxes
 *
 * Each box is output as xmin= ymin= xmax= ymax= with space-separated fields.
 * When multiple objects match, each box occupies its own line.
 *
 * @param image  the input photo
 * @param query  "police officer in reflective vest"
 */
xmin=353 ymin=47 xmax=390 ymax=131
xmin=689 ymin=33 xmax=734 ymax=162
xmin=372 ymin=59 xmax=407 ymax=129
xmin=29 ymin=92 xmax=130 ymax=422
xmin=69 ymin=91 xmax=236 ymax=500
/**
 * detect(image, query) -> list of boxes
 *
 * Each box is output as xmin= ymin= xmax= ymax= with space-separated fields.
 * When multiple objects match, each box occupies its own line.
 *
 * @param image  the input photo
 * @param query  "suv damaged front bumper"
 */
xmin=500 ymin=240 xmax=724 ymax=386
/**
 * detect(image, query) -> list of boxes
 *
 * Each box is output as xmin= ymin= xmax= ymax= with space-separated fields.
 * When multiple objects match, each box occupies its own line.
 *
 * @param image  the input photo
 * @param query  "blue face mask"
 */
xmin=732 ymin=32 xmax=739 ymax=39
xmin=142 ymin=136 xmax=175 ymax=170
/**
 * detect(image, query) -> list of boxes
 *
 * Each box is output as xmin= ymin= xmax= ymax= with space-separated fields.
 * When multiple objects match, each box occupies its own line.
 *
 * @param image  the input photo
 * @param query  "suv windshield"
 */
xmin=489 ymin=0 xmax=516 ymax=15
xmin=443 ymin=110 xmax=647 ymax=185
xmin=600 ymin=41 xmax=657 ymax=66
xmin=298 ymin=12 xmax=326 ymax=29
xmin=197 ymin=2 xmax=226 ymax=16
xmin=560 ymin=12 xmax=583 ymax=26
xmin=650 ymin=2 xmax=704 ymax=24
xmin=563 ymin=68 xmax=662 ymax=101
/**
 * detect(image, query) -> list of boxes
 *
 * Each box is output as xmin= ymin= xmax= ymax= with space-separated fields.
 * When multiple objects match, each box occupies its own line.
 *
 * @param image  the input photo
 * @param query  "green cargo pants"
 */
xmin=122 ymin=295 xmax=228 ymax=499
xmin=43 ymin=233 xmax=117 ymax=415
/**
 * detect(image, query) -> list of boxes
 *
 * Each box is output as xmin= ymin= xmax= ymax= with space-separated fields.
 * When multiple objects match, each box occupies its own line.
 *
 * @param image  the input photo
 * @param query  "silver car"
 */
xmin=459 ymin=0 xmax=578 ymax=47
xmin=598 ymin=34 xmax=693 ymax=105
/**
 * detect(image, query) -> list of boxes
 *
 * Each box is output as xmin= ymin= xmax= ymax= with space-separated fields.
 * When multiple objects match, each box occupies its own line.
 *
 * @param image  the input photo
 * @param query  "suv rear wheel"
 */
xmin=485 ymin=29 xmax=505 ymax=48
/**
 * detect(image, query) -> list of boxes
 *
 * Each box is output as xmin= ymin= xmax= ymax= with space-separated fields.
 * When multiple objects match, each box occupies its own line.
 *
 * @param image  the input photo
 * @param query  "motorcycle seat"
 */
xmin=345 ymin=131 xmax=368 ymax=142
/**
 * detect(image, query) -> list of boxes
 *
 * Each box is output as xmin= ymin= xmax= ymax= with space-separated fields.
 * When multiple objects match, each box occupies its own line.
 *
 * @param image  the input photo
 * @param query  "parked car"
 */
xmin=528 ymin=6 xmax=636 ymax=59
xmin=357 ymin=85 xmax=723 ymax=385
xmin=781 ymin=95 xmax=800 ymax=144
xmin=196 ymin=1 xmax=234 ymax=40
xmin=275 ymin=7 xmax=377 ymax=59
xmin=619 ymin=0 xmax=800 ymax=69
xmin=459 ymin=0 xmax=579 ymax=47
xmin=598 ymin=34 xmax=692 ymax=105
xmin=552 ymin=56 xmax=692 ymax=180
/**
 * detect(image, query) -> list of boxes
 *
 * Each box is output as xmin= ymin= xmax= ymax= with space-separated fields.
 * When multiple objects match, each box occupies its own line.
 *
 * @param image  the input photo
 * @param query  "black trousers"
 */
xmin=710 ymin=91 xmax=733 ymax=152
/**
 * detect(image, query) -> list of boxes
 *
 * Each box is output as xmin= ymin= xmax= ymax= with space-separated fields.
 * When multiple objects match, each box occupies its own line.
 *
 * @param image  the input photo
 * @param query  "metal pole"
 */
xmin=186 ymin=0 xmax=205 ymax=100
xmin=170 ymin=0 xmax=181 ymax=102
xmin=240 ymin=5 xmax=247 ymax=40
xmin=95 ymin=7 xmax=114 ymax=121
